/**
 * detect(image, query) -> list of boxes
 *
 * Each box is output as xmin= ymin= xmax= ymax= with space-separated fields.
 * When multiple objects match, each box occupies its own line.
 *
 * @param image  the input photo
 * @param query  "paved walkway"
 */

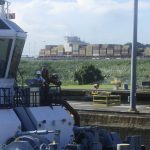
xmin=67 ymin=101 xmax=150 ymax=115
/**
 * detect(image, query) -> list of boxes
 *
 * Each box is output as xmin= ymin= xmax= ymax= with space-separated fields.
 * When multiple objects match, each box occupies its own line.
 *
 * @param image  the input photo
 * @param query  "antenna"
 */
xmin=0 ymin=0 xmax=12 ymax=19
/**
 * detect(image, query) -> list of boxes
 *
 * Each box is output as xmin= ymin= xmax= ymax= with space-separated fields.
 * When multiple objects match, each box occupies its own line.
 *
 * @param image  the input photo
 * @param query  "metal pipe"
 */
xmin=130 ymin=0 xmax=138 ymax=112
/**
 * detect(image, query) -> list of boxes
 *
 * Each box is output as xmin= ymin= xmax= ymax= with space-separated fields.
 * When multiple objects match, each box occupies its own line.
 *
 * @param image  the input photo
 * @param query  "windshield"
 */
xmin=0 ymin=38 xmax=12 ymax=78
xmin=0 ymin=19 xmax=10 ymax=29
xmin=8 ymin=39 xmax=25 ymax=78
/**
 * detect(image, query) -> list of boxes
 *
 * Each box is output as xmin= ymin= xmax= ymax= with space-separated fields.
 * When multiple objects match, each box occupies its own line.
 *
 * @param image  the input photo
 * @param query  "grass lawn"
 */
xmin=62 ymin=84 xmax=114 ymax=90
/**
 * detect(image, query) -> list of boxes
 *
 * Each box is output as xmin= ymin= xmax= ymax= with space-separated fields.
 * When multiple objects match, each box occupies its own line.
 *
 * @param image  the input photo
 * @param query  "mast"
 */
xmin=0 ymin=0 xmax=11 ymax=19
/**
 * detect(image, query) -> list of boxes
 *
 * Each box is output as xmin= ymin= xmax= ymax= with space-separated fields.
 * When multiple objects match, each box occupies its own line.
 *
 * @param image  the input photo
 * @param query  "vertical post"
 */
xmin=6 ymin=1 xmax=9 ymax=19
xmin=129 ymin=0 xmax=138 ymax=112
xmin=0 ymin=1 xmax=5 ymax=17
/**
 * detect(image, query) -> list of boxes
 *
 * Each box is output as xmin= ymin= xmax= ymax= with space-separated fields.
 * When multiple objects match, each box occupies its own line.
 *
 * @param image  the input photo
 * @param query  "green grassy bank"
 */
xmin=18 ymin=59 xmax=150 ymax=86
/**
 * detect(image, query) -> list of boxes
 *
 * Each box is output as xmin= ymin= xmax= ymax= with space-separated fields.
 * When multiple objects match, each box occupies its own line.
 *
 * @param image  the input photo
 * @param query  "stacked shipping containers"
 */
xmin=114 ymin=45 xmax=122 ymax=57
xmin=92 ymin=44 xmax=100 ymax=57
xmin=107 ymin=49 xmax=114 ymax=57
xmin=44 ymin=49 xmax=51 ymax=57
xmin=100 ymin=49 xmax=107 ymax=57
xmin=72 ymin=51 xmax=79 ymax=56
xmin=57 ymin=45 xmax=64 ymax=56
xmin=106 ymin=44 xmax=114 ymax=57
xmin=86 ymin=45 xmax=93 ymax=57
xmin=50 ymin=46 xmax=58 ymax=56
xmin=79 ymin=45 xmax=86 ymax=57
xmin=121 ymin=45 xmax=130 ymax=57
xmin=144 ymin=47 xmax=150 ymax=57
xmin=72 ymin=44 xmax=79 ymax=56
xmin=100 ymin=44 xmax=107 ymax=57
xmin=38 ymin=43 xmax=132 ymax=58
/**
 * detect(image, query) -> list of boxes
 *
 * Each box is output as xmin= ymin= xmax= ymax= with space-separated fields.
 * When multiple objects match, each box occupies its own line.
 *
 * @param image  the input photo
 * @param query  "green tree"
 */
xmin=74 ymin=64 xmax=104 ymax=85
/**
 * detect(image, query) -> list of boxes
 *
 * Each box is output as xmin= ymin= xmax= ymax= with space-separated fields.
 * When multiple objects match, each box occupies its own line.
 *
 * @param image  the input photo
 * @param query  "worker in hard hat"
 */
xmin=35 ymin=70 xmax=45 ymax=86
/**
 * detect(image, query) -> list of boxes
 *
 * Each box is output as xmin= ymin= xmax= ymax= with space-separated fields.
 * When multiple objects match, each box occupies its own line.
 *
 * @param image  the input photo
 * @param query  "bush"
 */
xmin=74 ymin=64 xmax=104 ymax=85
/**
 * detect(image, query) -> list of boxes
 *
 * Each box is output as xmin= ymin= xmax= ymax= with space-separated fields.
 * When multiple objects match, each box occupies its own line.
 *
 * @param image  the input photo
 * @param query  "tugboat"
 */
xmin=0 ymin=0 xmax=145 ymax=150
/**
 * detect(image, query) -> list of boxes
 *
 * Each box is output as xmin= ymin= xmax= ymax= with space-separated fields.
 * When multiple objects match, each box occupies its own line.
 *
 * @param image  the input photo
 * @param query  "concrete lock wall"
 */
xmin=78 ymin=111 xmax=150 ymax=149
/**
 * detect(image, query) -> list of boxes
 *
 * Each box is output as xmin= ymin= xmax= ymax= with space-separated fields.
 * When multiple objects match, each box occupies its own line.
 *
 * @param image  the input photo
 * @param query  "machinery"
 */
xmin=0 ymin=1 xmax=145 ymax=150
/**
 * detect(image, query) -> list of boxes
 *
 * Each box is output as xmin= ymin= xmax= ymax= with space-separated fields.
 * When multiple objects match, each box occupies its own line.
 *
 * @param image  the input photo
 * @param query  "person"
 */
xmin=35 ymin=70 xmax=45 ymax=86
xmin=41 ymin=66 xmax=50 ymax=85
xmin=40 ymin=67 xmax=51 ymax=106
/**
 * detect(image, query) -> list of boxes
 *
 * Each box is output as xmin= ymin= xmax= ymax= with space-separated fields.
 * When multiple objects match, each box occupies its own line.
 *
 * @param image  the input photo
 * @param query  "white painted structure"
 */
xmin=0 ymin=1 xmax=25 ymax=145
xmin=26 ymin=106 xmax=74 ymax=149
xmin=64 ymin=36 xmax=87 ymax=52
xmin=0 ymin=109 xmax=21 ymax=144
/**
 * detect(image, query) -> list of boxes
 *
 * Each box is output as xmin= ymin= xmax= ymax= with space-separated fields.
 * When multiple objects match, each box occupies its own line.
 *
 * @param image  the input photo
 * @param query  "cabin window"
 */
xmin=8 ymin=39 xmax=25 ymax=78
xmin=0 ymin=39 xmax=12 ymax=77
xmin=0 ymin=19 xmax=10 ymax=29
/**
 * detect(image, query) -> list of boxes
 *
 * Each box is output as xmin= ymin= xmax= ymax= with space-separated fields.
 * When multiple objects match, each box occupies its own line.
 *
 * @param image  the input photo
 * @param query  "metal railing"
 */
xmin=0 ymin=85 xmax=62 ymax=108
xmin=0 ymin=88 xmax=12 ymax=108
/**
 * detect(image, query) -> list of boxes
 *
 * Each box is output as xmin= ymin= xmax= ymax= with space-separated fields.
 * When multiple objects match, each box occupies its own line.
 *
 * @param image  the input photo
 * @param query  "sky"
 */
xmin=8 ymin=0 xmax=150 ymax=57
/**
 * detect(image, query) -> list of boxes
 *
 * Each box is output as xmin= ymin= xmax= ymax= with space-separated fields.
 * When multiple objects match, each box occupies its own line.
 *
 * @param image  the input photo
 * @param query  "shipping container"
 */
xmin=86 ymin=51 xmax=92 ymax=56
xmin=44 ymin=49 xmax=51 ymax=57
xmin=122 ymin=45 xmax=131 ymax=56
xmin=64 ymin=52 xmax=72 ymax=56
xmin=107 ymin=49 xmax=114 ymax=56
xmin=72 ymin=44 xmax=79 ymax=51
xmin=114 ymin=45 xmax=122 ymax=50
xmin=72 ymin=51 xmax=79 ymax=56
xmin=93 ymin=49 xmax=99 ymax=57
xmin=122 ymin=45 xmax=130 ymax=49
xmin=144 ymin=48 xmax=150 ymax=57
xmin=121 ymin=52 xmax=129 ymax=55
xmin=92 ymin=44 xmax=100 ymax=50
xmin=107 ymin=44 xmax=114 ymax=49
xmin=101 ymin=44 xmax=108 ymax=49
xmin=86 ymin=45 xmax=93 ymax=56
xmin=114 ymin=48 xmax=121 ymax=53
xmin=50 ymin=47 xmax=58 ymax=56
xmin=79 ymin=46 xmax=86 ymax=57
xmin=114 ymin=49 xmax=121 ymax=56
xmin=57 ymin=52 xmax=64 ymax=56
xmin=122 ymin=48 xmax=129 ymax=53
xmin=57 ymin=45 xmax=64 ymax=53
xmin=79 ymin=49 xmax=86 ymax=56
xmin=99 ymin=49 xmax=107 ymax=56
xmin=121 ymin=53 xmax=129 ymax=57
